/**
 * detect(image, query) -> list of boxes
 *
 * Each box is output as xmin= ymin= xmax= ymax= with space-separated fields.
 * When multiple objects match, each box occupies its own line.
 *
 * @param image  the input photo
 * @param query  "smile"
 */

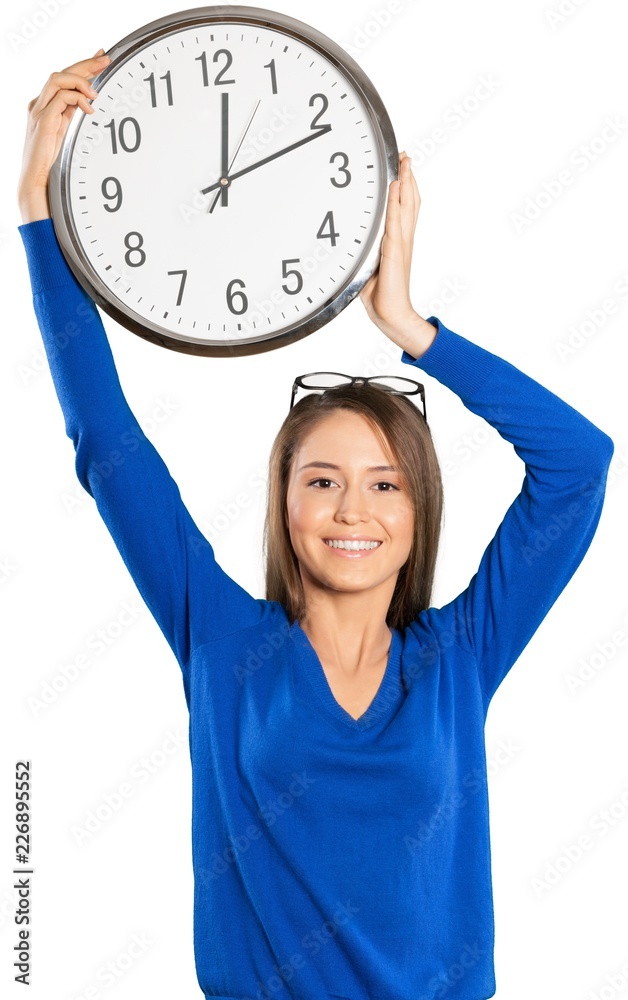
xmin=322 ymin=539 xmax=383 ymax=554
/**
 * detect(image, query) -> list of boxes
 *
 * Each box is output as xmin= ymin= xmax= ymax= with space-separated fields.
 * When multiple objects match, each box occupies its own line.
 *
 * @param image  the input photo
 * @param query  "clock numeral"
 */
xmin=124 ymin=232 xmax=146 ymax=268
xmin=330 ymin=152 xmax=351 ymax=188
xmin=226 ymin=278 xmax=248 ymax=315
xmin=105 ymin=117 xmax=142 ymax=155
xmin=167 ymin=270 xmax=188 ymax=307
xmin=310 ymin=94 xmax=330 ymax=132
xmin=282 ymin=259 xmax=303 ymax=296
xmin=264 ymin=58 xmax=278 ymax=95
xmin=102 ymin=176 xmax=123 ymax=212
xmin=144 ymin=70 xmax=173 ymax=108
xmin=195 ymin=51 xmax=209 ymax=87
xmin=317 ymin=211 xmax=340 ymax=247
xmin=214 ymin=49 xmax=235 ymax=86
xmin=196 ymin=49 xmax=235 ymax=87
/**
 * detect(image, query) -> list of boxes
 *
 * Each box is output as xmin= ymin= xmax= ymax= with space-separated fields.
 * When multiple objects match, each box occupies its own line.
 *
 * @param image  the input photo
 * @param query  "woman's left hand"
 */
xmin=360 ymin=152 xmax=434 ymax=356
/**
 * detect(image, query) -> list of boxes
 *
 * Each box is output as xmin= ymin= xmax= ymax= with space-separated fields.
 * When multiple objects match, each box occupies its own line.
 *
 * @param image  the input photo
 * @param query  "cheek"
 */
xmin=387 ymin=502 xmax=415 ymax=543
xmin=286 ymin=490 xmax=327 ymax=537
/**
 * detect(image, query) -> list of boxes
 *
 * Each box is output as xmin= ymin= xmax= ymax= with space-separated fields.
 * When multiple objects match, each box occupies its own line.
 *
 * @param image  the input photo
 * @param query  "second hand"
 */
xmin=208 ymin=99 xmax=262 ymax=214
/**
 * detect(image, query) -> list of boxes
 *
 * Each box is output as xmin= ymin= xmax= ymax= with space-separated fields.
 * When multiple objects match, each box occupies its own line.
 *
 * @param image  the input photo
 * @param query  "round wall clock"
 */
xmin=48 ymin=5 xmax=399 ymax=357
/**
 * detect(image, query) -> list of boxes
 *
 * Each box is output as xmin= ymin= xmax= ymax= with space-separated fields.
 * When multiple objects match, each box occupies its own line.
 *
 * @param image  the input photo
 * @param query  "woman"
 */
xmin=18 ymin=50 xmax=614 ymax=1000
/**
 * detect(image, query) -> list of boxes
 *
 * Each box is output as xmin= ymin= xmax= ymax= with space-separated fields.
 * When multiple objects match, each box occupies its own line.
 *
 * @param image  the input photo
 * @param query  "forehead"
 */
xmin=293 ymin=411 xmax=396 ymax=467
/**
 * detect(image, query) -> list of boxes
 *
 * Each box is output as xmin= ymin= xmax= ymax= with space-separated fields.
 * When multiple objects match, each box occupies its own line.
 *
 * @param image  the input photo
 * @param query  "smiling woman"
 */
xmin=266 ymin=382 xmax=443 ymax=633
xmin=17 ymin=51 xmax=615 ymax=1000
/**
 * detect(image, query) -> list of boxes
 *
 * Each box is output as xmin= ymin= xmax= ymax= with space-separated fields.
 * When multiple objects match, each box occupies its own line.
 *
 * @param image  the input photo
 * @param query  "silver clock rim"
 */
xmin=48 ymin=5 xmax=399 ymax=358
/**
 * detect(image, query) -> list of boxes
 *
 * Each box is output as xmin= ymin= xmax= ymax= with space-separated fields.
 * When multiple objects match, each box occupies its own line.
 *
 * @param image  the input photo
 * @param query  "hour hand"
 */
xmin=201 ymin=125 xmax=332 ymax=197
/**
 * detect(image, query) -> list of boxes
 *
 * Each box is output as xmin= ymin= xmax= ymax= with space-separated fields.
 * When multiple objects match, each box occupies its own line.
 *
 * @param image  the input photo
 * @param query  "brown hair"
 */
xmin=263 ymin=384 xmax=444 ymax=630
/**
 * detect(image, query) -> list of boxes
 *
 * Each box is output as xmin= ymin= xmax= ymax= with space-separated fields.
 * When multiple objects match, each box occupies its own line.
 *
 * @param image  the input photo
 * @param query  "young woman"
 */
xmin=18 ymin=49 xmax=614 ymax=1000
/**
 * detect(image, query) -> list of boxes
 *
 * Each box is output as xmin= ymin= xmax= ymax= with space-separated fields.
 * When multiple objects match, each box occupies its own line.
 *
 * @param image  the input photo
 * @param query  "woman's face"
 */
xmin=286 ymin=410 xmax=415 ymax=596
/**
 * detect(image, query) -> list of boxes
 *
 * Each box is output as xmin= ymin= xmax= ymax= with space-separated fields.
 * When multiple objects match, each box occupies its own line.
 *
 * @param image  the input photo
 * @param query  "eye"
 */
xmin=307 ymin=478 xmax=336 ymax=489
xmin=306 ymin=478 xmax=400 ymax=492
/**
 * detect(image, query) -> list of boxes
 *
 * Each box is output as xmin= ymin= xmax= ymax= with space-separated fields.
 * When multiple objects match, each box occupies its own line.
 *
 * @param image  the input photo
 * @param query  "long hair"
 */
xmin=263 ymin=383 xmax=444 ymax=631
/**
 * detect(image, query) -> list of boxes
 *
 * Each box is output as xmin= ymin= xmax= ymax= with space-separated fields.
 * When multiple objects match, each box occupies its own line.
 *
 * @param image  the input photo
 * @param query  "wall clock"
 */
xmin=49 ymin=5 xmax=399 ymax=357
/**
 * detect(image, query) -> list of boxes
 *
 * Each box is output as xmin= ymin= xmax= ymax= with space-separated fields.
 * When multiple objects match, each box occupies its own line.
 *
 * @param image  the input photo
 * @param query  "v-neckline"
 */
xmin=289 ymin=621 xmax=403 ymax=731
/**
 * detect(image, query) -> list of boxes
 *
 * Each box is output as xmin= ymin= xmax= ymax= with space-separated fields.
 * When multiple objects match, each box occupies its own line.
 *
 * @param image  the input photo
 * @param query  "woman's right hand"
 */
xmin=17 ymin=48 xmax=112 ymax=223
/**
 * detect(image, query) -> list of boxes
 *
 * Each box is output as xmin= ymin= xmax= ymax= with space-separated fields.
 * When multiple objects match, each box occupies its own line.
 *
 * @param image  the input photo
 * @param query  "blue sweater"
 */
xmin=19 ymin=217 xmax=613 ymax=1000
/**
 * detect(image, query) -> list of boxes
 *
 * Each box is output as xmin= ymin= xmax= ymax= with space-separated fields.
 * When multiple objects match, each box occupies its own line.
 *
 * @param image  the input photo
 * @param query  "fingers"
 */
xmin=382 ymin=152 xmax=417 ymax=259
xmin=28 ymin=54 xmax=110 ymax=118
xmin=399 ymin=153 xmax=419 ymax=233
xmin=64 ymin=50 xmax=111 ymax=78
xmin=46 ymin=87 xmax=98 ymax=123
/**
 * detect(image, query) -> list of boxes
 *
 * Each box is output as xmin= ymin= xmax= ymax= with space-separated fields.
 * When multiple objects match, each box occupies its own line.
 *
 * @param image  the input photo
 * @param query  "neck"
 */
xmin=300 ymin=592 xmax=393 ymax=674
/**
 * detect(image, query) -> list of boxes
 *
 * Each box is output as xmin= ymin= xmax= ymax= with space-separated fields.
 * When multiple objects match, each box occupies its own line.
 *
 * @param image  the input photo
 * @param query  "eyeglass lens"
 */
xmin=298 ymin=373 xmax=418 ymax=392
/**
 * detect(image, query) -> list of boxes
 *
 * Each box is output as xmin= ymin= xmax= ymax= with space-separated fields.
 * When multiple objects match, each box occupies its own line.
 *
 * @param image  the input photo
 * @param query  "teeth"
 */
xmin=324 ymin=539 xmax=381 ymax=550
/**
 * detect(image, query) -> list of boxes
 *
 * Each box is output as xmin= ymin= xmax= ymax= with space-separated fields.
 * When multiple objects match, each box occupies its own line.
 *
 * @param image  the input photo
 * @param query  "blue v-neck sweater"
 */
xmin=19 ymin=217 xmax=613 ymax=1000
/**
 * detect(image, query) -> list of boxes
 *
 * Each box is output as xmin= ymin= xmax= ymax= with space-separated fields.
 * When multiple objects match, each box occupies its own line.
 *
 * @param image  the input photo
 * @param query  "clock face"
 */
xmin=50 ymin=8 xmax=397 ymax=356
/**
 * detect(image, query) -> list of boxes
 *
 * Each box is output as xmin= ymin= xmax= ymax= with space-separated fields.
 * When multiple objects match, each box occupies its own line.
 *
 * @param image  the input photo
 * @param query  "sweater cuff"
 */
xmin=401 ymin=316 xmax=496 ymax=398
xmin=18 ymin=218 xmax=81 ymax=296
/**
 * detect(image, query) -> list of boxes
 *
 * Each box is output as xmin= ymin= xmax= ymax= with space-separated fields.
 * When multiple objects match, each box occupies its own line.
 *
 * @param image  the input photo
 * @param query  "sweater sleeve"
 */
xmin=18 ymin=218 xmax=265 ymax=672
xmin=401 ymin=317 xmax=614 ymax=711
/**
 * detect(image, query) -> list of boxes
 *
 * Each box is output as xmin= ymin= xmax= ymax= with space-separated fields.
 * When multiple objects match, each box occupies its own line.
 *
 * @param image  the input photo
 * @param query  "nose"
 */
xmin=333 ymin=482 xmax=370 ymax=523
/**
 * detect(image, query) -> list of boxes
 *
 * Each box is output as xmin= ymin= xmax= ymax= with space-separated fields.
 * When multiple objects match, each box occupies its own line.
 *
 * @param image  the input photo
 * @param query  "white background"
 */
xmin=1 ymin=1 xmax=627 ymax=998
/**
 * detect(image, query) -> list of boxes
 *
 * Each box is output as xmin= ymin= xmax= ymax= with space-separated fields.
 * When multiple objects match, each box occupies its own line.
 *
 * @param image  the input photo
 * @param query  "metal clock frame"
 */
xmin=48 ymin=5 xmax=399 ymax=357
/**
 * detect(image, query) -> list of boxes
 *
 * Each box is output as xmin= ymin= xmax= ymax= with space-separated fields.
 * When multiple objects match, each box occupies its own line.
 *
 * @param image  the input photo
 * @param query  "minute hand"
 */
xmin=201 ymin=125 xmax=332 ymax=195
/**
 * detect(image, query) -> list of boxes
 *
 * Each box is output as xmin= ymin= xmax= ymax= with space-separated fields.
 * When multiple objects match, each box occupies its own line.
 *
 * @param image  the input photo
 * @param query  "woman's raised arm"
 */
xmin=402 ymin=316 xmax=614 ymax=708
xmin=17 ymin=52 xmax=266 ymax=677
xmin=363 ymin=152 xmax=614 ymax=709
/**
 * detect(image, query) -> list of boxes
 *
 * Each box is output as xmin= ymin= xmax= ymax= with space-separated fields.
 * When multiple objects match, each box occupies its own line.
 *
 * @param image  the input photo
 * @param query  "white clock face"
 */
xmin=62 ymin=16 xmax=392 ymax=354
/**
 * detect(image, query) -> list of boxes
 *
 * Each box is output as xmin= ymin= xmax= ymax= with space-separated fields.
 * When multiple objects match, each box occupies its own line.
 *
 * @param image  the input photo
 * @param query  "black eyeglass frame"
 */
xmin=290 ymin=371 xmax=427 ymax=422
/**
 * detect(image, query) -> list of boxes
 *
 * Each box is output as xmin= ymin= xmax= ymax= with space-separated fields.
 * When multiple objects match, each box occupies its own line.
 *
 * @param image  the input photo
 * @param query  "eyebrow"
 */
xmin=297 ymin=461 xmax=400 ymax=473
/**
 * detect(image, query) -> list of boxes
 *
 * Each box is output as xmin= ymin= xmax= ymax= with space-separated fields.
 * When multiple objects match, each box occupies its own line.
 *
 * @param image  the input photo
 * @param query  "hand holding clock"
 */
xmin=359 ymin=152 xmax=437 ymax=360
xmin=17 ymin=49 xmax=111 ymax=223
